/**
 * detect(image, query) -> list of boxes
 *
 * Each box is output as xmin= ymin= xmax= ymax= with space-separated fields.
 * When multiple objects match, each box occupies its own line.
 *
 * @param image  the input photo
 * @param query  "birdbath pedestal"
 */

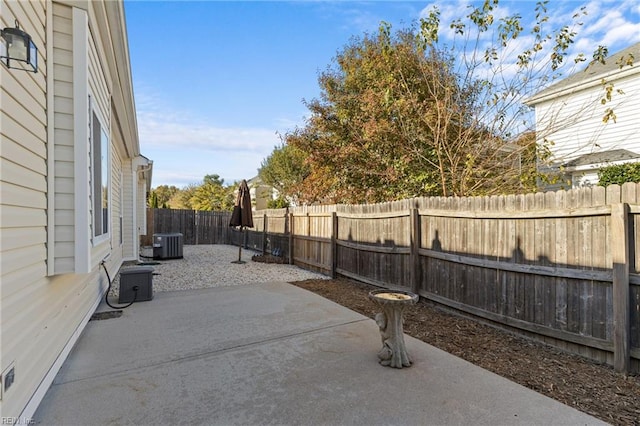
xmin=368 ymin=290 xmax=418 ymax=368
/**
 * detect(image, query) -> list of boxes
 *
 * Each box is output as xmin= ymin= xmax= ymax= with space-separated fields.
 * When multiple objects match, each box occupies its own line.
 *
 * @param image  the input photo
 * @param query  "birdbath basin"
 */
xmin=368 ymin=290 xmax=418 ymax=368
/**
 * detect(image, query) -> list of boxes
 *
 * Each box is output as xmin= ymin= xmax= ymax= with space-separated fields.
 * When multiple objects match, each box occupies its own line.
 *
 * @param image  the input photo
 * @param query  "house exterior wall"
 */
xmin=1 ymin=0 xmax=50 ymax=417
xmin=112 ymin=139 xmax=124 ymax=253
xmin=122 ymin=157 xmax=135 ymax=260
xmin=534 ymin=71 xmax=640 ymax=166
xmin=51 ymin=2 xmax=75 ymax=272
xmin=0 ymin=0 xmax=148 ymax=418
xmin=252 ymin=185 xmax=273 ymax=211
xmin=528 ymin=44 xmax=640 ymax=189
xmin=135 ymin=168 xmax=147 ymax=245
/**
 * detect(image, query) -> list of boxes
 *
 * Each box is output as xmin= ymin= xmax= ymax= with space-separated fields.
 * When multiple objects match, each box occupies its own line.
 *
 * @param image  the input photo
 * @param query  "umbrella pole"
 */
xmin=232 ymin=226 xmax=246 ymax=264
xmin=238 ymin=227 xmax=243 ymax=262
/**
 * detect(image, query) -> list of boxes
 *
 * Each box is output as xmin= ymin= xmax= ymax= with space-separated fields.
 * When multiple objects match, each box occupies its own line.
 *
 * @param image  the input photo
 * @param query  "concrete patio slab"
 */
xmin=33 ymin=282 xmax=605 ymax=425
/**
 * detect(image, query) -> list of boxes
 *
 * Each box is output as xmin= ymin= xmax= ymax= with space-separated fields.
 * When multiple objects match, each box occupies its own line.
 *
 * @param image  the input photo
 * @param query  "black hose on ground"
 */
xmin=101 ymin=261 xmax=138 ymax=309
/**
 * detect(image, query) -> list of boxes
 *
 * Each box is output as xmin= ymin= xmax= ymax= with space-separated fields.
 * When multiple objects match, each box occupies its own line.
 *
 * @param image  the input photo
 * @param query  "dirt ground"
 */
xmin=290 ymin=277 xmax=640 ymax=425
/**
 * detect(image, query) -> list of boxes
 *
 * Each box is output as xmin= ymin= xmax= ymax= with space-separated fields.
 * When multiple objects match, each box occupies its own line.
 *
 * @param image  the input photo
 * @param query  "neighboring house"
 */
xmin=526 ymin=42 xmax=640 ymax=188
xmin=0 ymin=0 xmax=151 ymax=419
xmin=247 ymin=176 xmax=278 ymax=210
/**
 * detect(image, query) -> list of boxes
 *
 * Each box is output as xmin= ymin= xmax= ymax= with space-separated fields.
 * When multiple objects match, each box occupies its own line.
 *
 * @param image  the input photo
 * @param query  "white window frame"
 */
xmin=89 ymin=96 xmax=111 ymax=245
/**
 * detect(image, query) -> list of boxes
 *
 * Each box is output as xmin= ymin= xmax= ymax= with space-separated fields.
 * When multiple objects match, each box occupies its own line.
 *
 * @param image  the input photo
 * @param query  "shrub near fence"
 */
xmin=146 ymin=183 xmax=640 ymax=373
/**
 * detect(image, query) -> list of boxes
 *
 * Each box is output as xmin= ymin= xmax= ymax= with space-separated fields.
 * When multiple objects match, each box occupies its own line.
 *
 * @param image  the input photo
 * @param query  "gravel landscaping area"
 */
xmin=108 ymin=244 xmax=328 ymax=296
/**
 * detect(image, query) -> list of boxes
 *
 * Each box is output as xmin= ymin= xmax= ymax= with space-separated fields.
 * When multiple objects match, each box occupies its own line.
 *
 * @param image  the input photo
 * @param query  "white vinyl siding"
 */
xmin=112 ymin=145 xmax=123 ymax=247
xmin=136 ymin=170 xmax=146 ymax=236
xmin=534 ymin=69 xmax=640 ymax=169
xmin=87 ymin=19 xmax=110 ymax=126
xmin=122 ymin=159 xmax=135 ymax=259
xmin=1 ymin=0 xmax=50 ymax=418
xmin=0 ymin=0 xmax=48 ymax=276
xmin=121 ymin=155 xmax=149 ymax=262
xmin=87 ymin=13 xmax=111 ymax=265
xmin=51 ymin=1 xmax=75 ymax=272
xmin=72 ymin=6 xmax=91 ymax=273
xmin=0 ymin=0 xmax=147 ymax=418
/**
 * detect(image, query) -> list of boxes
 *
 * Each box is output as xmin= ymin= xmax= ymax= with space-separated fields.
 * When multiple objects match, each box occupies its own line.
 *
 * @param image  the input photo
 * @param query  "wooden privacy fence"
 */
xmin=144 ymin=208 xmax=277 ymax=252
xmin=145 ymin=209 xmax=234 ymax=245
xmin=261 ymin=184 xmax=640 ymax=374
xmin=145 ymin=183 xmax=640 ymax=373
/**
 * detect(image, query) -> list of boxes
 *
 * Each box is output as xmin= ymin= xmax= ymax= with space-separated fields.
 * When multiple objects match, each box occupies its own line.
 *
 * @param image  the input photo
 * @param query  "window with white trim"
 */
xmin=91 ymin=107 xmax=110 ymax=240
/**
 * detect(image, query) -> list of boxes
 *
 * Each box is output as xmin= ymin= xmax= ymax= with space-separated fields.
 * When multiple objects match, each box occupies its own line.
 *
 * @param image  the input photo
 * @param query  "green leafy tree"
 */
xmin=285 ymin=25 xmax=445 ymax=203
xmin=149 ymin=191 xmax=159 ymax=208
xmin=150 ymin=185 xmax=180 ymax=208
xmin=415 ymin=1 xmax=624 ymax=194
xmin=168 ymin=184 xmax=197 ymax=210
xmin=189 ymin=174 xmax=235 ymax=211
xmin=267 ymin=197 xmax=290 ymax=209
xmin=258 ymin=141 xmax=309 ymax=204
xmin=277 ymin=1 xmax=612 ymax=202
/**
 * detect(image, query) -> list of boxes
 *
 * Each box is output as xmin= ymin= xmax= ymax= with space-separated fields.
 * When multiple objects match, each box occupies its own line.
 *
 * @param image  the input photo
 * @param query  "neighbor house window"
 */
xmin=91 ymin=109 xmax=110 ymax=240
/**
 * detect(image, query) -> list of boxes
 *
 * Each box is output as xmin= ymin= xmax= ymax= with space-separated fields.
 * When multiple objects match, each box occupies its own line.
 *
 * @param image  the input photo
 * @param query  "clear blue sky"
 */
xmin=124 ymin=0 xmax=640 ymax=189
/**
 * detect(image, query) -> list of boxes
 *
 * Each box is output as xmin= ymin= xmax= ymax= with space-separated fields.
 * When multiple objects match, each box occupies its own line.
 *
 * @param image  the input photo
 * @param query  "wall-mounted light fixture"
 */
xmin=1 ymin=20 xmax=38 ymax=73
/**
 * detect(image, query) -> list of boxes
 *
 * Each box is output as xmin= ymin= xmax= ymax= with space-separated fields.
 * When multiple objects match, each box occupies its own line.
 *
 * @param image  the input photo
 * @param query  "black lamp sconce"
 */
xmin=1 ymin=20 xmax=38 ymax=73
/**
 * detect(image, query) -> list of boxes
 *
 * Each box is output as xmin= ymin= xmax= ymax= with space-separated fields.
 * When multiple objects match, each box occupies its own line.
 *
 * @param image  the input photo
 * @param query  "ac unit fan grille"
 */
xmin=153 ymin=233 xmax=184 ymax=259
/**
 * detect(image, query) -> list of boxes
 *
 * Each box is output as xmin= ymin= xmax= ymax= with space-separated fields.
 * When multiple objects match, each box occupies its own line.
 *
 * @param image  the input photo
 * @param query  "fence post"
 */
xmin=410 ymin=208 xmax=421 ymax=295
xmin=144 ymin=208 xmax=153 ymax=246
xmin=306 ymin=212 xmax=310 ymax=268
xmin=331 ymin=212 xmax=338 ymax=279
xmin=195 ymin=211 xmax=199 ymax=245
xmin=611 ymin=202 xmax=630 ymax=373
xmin=262 ymin=213 xmax=268 ymax=255
xmin=288 ymin=212 xmax=294 ymax=265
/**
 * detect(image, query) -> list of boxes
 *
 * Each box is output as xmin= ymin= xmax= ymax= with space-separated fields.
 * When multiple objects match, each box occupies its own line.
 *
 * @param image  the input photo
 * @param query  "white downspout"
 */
xmin=132 ymin=156 xmax=152 ymax=260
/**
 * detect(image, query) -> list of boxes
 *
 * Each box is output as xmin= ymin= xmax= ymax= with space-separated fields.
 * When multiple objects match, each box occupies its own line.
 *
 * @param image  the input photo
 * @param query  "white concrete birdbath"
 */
xmin=368 ymin=289 xmax=419 ymax=368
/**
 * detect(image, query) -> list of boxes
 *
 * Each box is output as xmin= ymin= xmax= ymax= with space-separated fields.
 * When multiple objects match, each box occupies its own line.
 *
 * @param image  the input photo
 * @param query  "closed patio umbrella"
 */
xmin=229 ymin=179 xmax=253 ymax=263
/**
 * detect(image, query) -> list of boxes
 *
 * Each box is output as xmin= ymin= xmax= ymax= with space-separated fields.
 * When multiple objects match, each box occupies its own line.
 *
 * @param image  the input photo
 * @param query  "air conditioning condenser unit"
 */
xmin=153 ymin=233 xmax=184 ymax=260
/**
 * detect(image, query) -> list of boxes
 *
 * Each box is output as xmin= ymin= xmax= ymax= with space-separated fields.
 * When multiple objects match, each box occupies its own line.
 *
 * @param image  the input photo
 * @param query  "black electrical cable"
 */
xmin=101 ymin=261 xmax=138 ymax=309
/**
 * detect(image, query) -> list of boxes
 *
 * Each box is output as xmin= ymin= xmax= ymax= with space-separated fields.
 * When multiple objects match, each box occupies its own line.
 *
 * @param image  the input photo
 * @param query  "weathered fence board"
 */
xmin=149 ymin=209 xmax=232 ymax=245
xmin=145 ymin=182 xmax=640 ymax=373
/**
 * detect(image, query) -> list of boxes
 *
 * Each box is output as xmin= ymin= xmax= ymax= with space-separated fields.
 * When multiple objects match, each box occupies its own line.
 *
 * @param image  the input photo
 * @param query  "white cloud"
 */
xmin=558 ymin=1 xmax=640 ymax=56
xmin=138 ymin=112 xmax=275 ymax=153
xmin=135 ymin=87 xmax=277 ymax=154
xmin=135 ymin=90 xmax=281 ymax=187
xmin=152 ymin=170 xmax=205 ymax=188
xmin=420 ymin=1 xmax=469 ymax=29
xmin=581 ymin=12 xmax=640 ymax=48
xmin=415 ymin=0 xmax=639 ymax=82
xmin=419 ymin=0 xmax=515 ymax=44
xmin=273 ymin=115 xmax=305 ymax=133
